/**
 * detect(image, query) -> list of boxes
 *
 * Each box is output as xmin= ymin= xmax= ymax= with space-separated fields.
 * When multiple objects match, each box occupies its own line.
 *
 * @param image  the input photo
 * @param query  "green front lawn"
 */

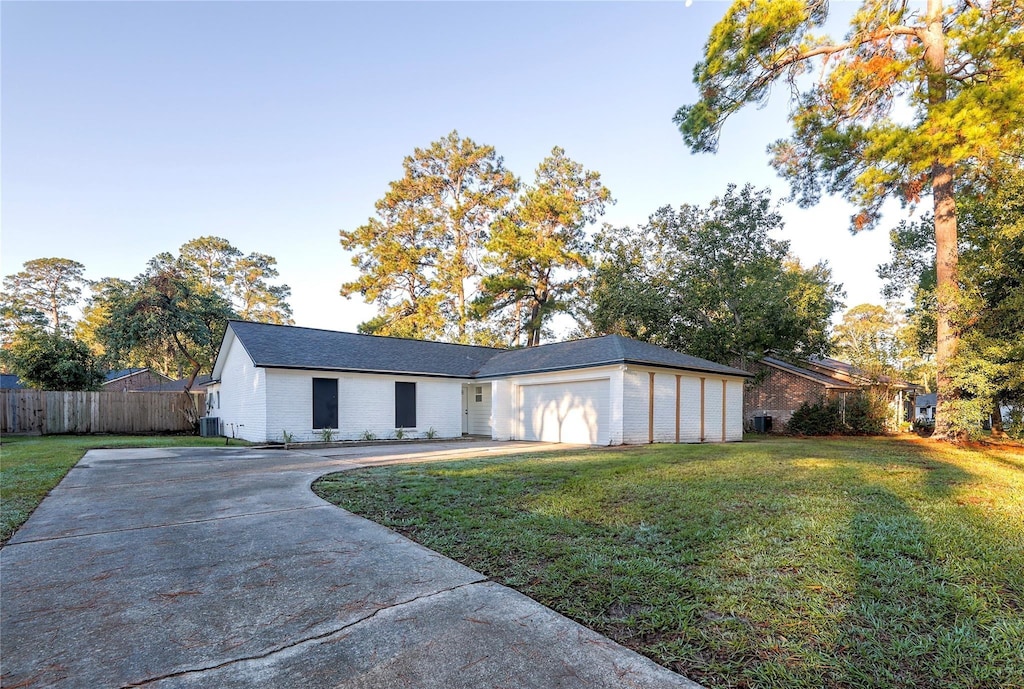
xmin=0 ymin=434 xmax=239 ymax=545
xmin=314 ymin=437 xmax=1024 ymax=689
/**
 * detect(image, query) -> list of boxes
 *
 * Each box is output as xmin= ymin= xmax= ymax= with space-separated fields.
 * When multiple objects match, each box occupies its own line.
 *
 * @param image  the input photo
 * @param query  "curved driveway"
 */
xmin=1 ymin=441 xmax=701 ymax=688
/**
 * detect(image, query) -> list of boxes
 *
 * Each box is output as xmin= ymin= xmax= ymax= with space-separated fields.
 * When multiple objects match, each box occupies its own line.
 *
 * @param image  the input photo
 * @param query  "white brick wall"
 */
xmin=621 ymin=369 xmax=649 ymax=444
xmin=491 ymin=379 xmax=514 ymax=441
xmin=264 ymin=369 xmax=464 ymax=443
xmin=679 ymin=376 xmax=702 ymax=442
xmin=216 ymin=337 xmax=267 ymax=442
xmin=653 ymin=373 xmax=677 ymax=443
xmin=621 ymin=366 xmax=745 ymax=445
xmin=726 ymin=379 xmax=744 ymax=441
xmin=703 ymin=377 xmax=724 ymax=442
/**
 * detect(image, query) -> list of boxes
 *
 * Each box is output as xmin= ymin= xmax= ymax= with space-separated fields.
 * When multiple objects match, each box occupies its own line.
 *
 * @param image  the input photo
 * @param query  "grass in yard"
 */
xmin=0 ymin=434 xmax=242 ymax=545
xmin=314 ymin=436 xmax=1024 ymax=689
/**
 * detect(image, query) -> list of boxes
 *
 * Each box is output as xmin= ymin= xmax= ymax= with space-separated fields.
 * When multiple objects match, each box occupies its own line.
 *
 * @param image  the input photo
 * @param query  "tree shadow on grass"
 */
xmin=313 ymin=438 xmax=1024 ymax=689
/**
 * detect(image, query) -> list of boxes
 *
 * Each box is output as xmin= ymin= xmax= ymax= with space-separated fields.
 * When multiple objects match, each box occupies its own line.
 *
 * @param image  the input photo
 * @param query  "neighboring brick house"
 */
xmin=743 ymin=357 xmax=859 ymax=430
xmin=744 ymin=356 xmax=921 ymax=431
xmin=101 ymin=368 xmax=173 ymax=392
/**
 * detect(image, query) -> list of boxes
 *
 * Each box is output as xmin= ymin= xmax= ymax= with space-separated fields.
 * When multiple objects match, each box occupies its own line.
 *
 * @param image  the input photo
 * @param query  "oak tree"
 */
xmin=0 ymin=329 xmax=104 ymax=391
xmin=98 ymin=255 xmax=234 ymax=389
xmin=589 ymin=184 xmax=843 ymax=367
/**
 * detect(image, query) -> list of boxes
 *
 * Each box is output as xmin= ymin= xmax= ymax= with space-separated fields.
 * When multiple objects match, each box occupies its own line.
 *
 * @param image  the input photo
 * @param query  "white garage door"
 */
xmin=519 ymin=379 xmax=609 ymax=445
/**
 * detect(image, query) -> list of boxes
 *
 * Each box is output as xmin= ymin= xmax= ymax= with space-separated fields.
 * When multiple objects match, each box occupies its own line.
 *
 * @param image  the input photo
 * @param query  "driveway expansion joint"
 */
xmin=118 ymin=579 xmax=489 ymax=688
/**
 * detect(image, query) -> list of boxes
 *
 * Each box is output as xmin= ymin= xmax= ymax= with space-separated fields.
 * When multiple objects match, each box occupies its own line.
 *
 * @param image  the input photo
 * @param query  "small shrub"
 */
xmin=394 ymin=428 xmax=406 ymax=440
xmin=844 ymin=391 xmax=889 ymax=435
xmin=787 ymin=399 xmax=842 ymax=436
xmin=281 ymin=430 xmax=294 ymax=444
xmin=359 ymin=429 xmax=376 ymax=441
xmin=317 ymin=428 xmax=337 ymax=442
xmin=913 ymin=418 xmax=935 ymax=437
xmin=425 ymin=426 xmax=438 ymax=439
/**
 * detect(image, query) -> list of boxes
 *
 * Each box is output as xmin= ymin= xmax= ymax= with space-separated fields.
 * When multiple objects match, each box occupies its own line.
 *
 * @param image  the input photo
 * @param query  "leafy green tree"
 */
xmin=832 ymin=302 xmax=935 ymax=392
xmin=675 ymin=0 xmax=1024 ymax=438
xmin=0 ymin=329 xmax=104 ymax=391
xmin=340 ymin=131 xmax=518 ymax=344
xmin=74 ymin=278 xmax=131 ymax=363
xmin=98 ymin=256 xmax=235 ymax=389
xmin=589 ymin=184 xmax=843 ymax=367
xmin=1 ymin=258 xmax=87 ymax=336
xmin=476 ymin=147 xmax=612 ymax=347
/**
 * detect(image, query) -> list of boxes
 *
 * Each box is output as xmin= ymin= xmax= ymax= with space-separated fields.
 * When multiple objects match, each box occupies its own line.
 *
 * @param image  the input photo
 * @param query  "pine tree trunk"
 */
xmin=924 ymin=0 xmax=961 ymax=440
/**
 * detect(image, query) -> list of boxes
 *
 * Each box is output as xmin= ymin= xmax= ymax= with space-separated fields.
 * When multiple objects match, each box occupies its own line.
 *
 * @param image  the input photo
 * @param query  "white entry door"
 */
xmin=519 ymin=379 xmax=609 ymax=445
xmin=467 ymin=383 xmax=492 ymax=435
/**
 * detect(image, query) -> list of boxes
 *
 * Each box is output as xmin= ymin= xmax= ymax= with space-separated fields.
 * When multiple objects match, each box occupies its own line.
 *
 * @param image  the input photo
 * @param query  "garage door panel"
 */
xmin=520 ymin=380 xmax=609 ymax=445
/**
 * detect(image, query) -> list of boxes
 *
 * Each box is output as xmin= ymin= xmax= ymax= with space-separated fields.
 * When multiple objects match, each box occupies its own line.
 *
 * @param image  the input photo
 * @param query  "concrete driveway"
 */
xmin=1 ymin=440 xmax=701 ymax=688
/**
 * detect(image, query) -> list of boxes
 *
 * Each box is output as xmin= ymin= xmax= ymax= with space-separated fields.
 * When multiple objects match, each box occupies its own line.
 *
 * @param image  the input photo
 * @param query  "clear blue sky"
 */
xmin=2 ymin=1 xmax=893 ymax=333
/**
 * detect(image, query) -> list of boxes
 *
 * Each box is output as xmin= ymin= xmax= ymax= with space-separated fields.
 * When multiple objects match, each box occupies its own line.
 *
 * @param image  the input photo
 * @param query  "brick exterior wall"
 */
xmin=101 ymin=370 xmax=172 ymax=392
xmin=743 ymin=361 xmax=844 ymax=431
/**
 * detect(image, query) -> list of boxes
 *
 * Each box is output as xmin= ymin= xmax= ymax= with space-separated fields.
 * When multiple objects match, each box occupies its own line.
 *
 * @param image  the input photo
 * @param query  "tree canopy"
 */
xmin=97 ymin=255 xmax=235 ymax=389
xmin=1 ymin=258 xmax=86 ymax=338
xmin=588 ymin=184 xmax=843 ymax=367
xmin=0 ymin=328 xmax=104 ymax=391
xmin=476 ymin=147 xmax=612 ymax=346
xmin=340 ymin=131 xmax=517 ymax=344
xmin=675 ymin=0 xmax=1024 ymax=438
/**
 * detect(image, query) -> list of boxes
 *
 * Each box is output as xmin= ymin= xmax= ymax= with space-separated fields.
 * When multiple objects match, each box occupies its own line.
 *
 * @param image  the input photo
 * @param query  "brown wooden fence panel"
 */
xmin=0 ymin=390 xmax=205 ymax=435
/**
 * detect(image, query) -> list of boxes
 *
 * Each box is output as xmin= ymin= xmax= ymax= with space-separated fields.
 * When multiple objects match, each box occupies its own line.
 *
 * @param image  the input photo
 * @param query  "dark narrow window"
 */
xmin=312 ymin=378 xmax=338 ymax=429
xmin=395 ymin=382 xmax=416 ymax=428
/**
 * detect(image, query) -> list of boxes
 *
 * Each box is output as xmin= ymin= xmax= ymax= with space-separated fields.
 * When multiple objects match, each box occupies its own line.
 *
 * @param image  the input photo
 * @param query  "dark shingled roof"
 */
xmin=226 ymin=321 xmax=502 ymax=378
xmin=476 ymin=334 xmax=752 ymax=378
xmin=761 ymin=357 xmax=860 ymax=390
xmin=104 ymin=368 xmax=150 ymax=383
xmin=140 ymin=374 xmax=215 ymax=392
xmin=1 ymin=374 xmax=25 ymax=390
xmin=223 ymin=322 xmax=752 ymax=380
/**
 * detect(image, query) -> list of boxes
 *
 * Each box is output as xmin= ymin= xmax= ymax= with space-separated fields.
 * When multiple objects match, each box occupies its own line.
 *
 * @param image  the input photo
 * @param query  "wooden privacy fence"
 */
xmin=1 ymin=390 xmax=206 ymax=435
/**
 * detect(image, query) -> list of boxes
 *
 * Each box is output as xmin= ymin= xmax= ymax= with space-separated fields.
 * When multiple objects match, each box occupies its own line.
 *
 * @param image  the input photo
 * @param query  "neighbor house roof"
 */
xmin=760 ymin=357 xmax=860 ymax=391
xmin=916 ymin=392 xmax=937 ymax=407
xmin=215 ymin=321 xmax=753 ymax=381
xmin=806 ymin=357 xmax=919 ymax=391
xmin=103 ymin=368 xmax=151 ymax=384
xmin=140 ymin=374 xmax=215 ymax=392
xmin=476 ymin=334 xmax=752 ymax=379
xmin=1 ymin=374 xmax=25 ymax=390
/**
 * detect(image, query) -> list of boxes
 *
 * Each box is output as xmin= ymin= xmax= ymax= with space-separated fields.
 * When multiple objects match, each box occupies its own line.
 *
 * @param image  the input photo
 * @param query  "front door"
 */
xmin=461 ymin=385 xmax=470 ymax=434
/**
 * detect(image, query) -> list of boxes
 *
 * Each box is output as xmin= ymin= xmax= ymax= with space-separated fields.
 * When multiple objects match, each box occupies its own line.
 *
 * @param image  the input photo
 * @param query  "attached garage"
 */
xmin=518 ymin=379 xmax=610 ymax=445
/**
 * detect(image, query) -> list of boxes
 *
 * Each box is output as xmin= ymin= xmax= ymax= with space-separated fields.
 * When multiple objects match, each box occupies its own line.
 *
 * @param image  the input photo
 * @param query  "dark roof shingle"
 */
xmin=227 ymin=321 xmax=502 ymax=378
xmin=476 ymin=334 xmax=752 ymax=378
xmin=224 ymin=323 xmax=752 ymax=380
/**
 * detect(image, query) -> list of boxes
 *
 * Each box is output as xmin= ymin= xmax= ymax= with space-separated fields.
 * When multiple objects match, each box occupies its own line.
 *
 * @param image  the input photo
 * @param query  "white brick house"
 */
xmin=208 ymin=321 xmax=751 ymax=445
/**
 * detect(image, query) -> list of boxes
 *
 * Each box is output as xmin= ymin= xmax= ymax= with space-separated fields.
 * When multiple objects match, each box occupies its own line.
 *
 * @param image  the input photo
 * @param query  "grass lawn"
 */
xmin=314 ymin=436 xmax=1024 ymax=689
xmin=0 ymin=434 xmax=242 ymax=545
